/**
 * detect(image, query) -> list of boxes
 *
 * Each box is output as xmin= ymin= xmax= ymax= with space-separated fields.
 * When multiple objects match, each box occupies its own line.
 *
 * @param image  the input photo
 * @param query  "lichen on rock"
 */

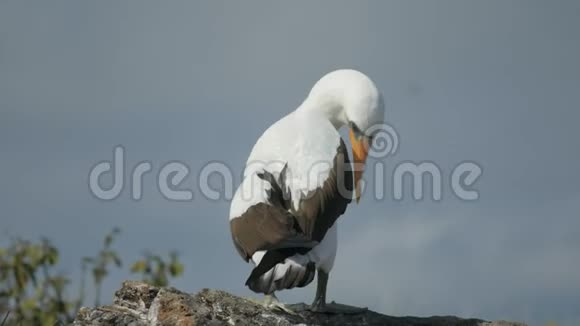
xmin=73 ymin=281 xmax=526 ymax=326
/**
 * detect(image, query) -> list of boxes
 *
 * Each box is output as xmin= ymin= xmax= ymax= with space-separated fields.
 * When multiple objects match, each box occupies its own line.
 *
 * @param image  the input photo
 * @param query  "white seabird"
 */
xmin=229 ymin=69 xmax=385 ymax=313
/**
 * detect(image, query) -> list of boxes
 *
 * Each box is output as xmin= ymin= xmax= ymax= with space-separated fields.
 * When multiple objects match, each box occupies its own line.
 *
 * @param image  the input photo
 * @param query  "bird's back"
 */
xmin=243 ymin=110 xmax=341 ymax=206
xmin=229 ymin=109 xmax=353 ymax=294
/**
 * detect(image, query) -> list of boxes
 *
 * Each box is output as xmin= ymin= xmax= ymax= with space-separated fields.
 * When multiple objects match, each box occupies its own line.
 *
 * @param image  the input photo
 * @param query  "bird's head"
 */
xmin=303 ymin=69 xmax=385 ymax=202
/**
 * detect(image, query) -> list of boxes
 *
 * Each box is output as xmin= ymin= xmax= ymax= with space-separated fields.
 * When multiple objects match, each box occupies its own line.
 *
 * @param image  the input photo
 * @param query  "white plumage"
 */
xmin=229 ymin=69 xmax=385 ymax=313
xmin=229 ymin=105 xmax=342 ymax=292
xmin=230 ymin=109 xmax=340 ymax=217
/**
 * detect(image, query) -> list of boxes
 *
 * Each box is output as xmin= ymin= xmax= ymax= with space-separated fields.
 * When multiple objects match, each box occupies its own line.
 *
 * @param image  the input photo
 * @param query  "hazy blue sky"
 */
xmin=1 ymin=1 xmax=579 ymax=325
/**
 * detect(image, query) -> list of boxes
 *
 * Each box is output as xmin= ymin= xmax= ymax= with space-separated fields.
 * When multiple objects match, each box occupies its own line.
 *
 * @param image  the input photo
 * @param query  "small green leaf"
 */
xmin=130 ymin=260 xmax=146 ymax=273
xmin=169 ymin=262 xmax=184 ymax=276
xmin=46 ymin=248 xmax=59 ymax=265
xmin=104 ymin=234 xmax=113 ymax=247
xmin=22 ymin=297 xmax=38 ymax=311
xmin=23 ymin=263 xmax=37 ymax=286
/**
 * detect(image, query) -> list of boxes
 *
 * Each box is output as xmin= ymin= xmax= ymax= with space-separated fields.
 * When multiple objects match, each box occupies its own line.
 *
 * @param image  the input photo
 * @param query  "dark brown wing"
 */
xmin=229 ymin=139 xmax=353 ymax=261
xmin=292 ymin=138 xmax=353 ymax=243
xmin=230 ymin=203 xmax=316 ymax=262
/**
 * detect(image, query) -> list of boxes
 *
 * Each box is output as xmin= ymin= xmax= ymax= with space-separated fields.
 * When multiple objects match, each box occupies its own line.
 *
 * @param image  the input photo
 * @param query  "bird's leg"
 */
xmin=262 ymin=292 xmax=297 ymax=315
xmin=310 ymin=268 xmax=328 ymax=309
xmin=309 ymin=270 xmax=368 ymax=314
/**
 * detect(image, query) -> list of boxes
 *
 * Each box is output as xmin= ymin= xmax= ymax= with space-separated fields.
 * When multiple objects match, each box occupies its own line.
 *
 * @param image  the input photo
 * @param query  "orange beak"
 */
xmin=349 ymin=129 xmax=370 ymax=203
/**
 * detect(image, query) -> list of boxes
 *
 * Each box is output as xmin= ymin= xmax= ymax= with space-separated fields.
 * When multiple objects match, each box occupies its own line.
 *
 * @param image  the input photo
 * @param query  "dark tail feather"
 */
xmin=297 ymin=262 xmax=316 ymax=287
xmin=245 ymin=250 xmax=285 ymax=288
xmin=245 ymin=248 xmax=310 ymax=292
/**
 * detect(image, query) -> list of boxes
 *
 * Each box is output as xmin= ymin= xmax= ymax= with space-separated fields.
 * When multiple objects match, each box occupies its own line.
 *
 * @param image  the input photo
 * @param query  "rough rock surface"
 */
xmin=74 ymin=281 xmax=526 ymax=326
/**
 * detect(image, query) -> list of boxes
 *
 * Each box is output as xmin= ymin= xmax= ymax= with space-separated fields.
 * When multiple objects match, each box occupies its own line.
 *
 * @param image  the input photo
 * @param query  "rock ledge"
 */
xmin=73 ymin=281 xmax=526 ymax=326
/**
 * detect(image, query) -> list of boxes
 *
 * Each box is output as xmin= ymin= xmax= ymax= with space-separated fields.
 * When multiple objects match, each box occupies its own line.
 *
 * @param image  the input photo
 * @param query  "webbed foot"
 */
xmin=262 ymin=293 xmax=298 ymax=315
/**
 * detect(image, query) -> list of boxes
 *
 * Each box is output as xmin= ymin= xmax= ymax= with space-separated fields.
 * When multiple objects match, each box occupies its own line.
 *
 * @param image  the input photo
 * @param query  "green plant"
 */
xmin=130 ymin=250 xmax=184 ymax=287
xmin=0 ymin=228 xmax=185 ymax=325
xmin=82 ymin=227 xmax=122 ymax=307
xmin=0 ymin=238 xmax=74 ymax=325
